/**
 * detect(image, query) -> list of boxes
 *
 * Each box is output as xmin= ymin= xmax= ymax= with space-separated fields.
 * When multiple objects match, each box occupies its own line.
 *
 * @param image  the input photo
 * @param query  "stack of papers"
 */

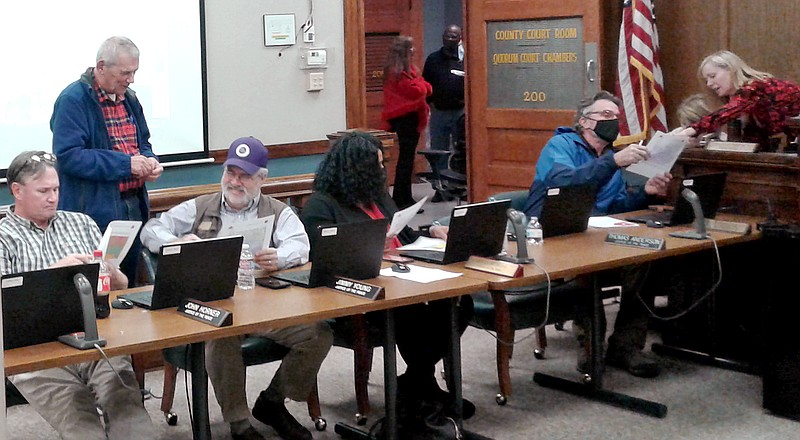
xmin=396 ymin=236 xmax=446 ymax=252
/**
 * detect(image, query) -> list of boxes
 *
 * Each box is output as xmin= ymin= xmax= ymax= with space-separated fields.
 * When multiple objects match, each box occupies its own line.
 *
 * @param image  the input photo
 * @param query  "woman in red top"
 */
xmin=678 ymin=50 xmax=800 ymax=146
xmin=381 ymin=36 xmax=433 ymax=209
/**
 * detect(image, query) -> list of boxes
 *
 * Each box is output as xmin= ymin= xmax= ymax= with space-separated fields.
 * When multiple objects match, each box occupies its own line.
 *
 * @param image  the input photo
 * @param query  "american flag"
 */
xmin=615 ymin=0 xmax=667 ymax=145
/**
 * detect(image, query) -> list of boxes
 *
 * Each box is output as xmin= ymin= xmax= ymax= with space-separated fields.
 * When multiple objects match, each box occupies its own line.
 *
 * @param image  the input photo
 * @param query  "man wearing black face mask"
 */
xmin=522 ymin=90 xmax=672 ymax=378
xmin=422 ymin=24 xmax=465 ymax=201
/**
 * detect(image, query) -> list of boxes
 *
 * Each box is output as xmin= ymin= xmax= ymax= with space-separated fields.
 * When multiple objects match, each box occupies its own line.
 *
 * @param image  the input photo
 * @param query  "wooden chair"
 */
xmin=329 ymin=314 xmax=385 ymax=425
xmin=468 ymin=191 xmax=595 ymax=405
xmin=139 ymin=249 xmax=327 ymax=429
xmin=159 ymin=341 xmax=326 ymax=430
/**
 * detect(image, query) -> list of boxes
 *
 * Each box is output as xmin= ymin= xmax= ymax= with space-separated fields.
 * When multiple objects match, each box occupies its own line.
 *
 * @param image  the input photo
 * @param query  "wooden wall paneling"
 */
xmin=729 ymin=0 xmax=800 ymax=83
xmin=658 ymin=1 xmax=728 ymax=128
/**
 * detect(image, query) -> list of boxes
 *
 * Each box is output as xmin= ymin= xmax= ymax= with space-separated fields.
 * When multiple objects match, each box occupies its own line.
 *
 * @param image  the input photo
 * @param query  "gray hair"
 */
xmin=97 ymin=36 xmax=140 ymax=66
xmin=6 ymin=151 xmax=57 ymax=193
xmin=573 ymin=91 xmax=622 ymax=132
xmin=223 ymin=165 xmax=269 ymax=180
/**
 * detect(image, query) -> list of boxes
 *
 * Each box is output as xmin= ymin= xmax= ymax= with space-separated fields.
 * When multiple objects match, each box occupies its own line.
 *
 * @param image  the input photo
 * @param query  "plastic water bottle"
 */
xmin=237 ymin=244 xmax=255 ymax=290
xmin=92 ymin=250 xmax=112 ymax=318
xmin=526 ymin=216 xmax=544 ymax=246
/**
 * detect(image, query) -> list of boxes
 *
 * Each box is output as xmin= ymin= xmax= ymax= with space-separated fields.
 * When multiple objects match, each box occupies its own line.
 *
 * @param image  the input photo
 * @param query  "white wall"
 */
xmin=204 ymin=0 xmax=347 ymax=150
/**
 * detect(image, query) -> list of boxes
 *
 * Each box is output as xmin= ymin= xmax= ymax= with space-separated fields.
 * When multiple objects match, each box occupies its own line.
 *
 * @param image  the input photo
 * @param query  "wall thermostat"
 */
xmin=299 ymin=48 xmax=331 ymax=69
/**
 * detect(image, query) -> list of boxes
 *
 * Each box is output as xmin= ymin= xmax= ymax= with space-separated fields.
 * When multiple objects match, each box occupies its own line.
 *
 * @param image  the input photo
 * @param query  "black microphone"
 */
xmin=668 ymin=188 xmax=709 ymax=240
xmin=58 ymin=273 xmax=107 ymax=349
xmin=496 ymin=209 xmax=534 ymax=264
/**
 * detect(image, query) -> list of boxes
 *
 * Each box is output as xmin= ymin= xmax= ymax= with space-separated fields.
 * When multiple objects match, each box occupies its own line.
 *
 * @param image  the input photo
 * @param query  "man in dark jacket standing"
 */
xmin=51 ymin=36 xmax=162 ymax=284
xmin=422 ymin=24 xmax=464 ymax=201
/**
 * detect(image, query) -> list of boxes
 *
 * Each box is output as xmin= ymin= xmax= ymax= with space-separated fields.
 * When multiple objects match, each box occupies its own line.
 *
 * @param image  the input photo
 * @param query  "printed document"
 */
xmin=625 ymin=131 xmax=689 ymax=178
xmin=379 ymin=264 xmax=462 ymax=283
xmin=388 ymin=196 xmax=428 ymax=237
xmin=396 ymin=236 xmax=446 ymax=252
xmin=219 ymin=215 xmax=275 ymax=252
xmin=99 ymin=220 xmax=142 ymax=267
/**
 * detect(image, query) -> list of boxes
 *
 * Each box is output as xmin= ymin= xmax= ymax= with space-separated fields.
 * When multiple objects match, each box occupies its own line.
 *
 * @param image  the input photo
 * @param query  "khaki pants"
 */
xmin=205 ymin=321 xmax=333 ymax=423
xmin=10 ymin=355 xmax=155 ymax=440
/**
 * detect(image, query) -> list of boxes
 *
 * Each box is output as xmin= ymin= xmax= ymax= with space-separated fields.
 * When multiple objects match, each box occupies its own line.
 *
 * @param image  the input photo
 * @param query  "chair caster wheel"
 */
xmin=165 ymin=411 xmax=178 ymax=426
xmin=581 ymin=373 xmax=593 ymax=385
xmin=534 ymin=348 xmax=545 ymax=359
xmin=495 ymin=394 xmax=507 ymax=405
xmin=554 ymin=322 xmax=565 ymax=331
xmin=355 ymin=414 xmax=368 ymax=425
xmin=314 ymin=417 xmax=327 ymax=431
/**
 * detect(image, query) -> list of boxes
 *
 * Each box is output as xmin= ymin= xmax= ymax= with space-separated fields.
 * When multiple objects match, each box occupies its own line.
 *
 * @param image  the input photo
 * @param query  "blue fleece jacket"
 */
xmin=522 ymin=127 xmax=647 ymax=218
xmin=50 ymin=69 xmax=156 ymax=231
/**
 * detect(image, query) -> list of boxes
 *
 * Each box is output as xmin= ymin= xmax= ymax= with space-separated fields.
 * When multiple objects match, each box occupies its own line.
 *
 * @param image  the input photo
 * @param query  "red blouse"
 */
xmin=360 ymin=203 xmax=401 ymax=250
xmin=690 ymin=77 xmax=800 ymax=143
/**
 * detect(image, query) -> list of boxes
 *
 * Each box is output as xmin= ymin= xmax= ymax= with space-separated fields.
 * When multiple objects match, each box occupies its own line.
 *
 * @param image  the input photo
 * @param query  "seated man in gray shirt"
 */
xmin=140 ymin=137 xmax=333 ymax=440
xmin=0 ymin=150 xmax=155 ymax=440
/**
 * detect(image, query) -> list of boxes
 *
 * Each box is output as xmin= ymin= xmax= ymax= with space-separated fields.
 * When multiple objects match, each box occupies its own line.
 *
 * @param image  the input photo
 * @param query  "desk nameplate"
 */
xmin=605 ymin=233 xmax=666 ymax=250
xmin=465 ymin=256 xmax=523 ymax=278
xmin=178 ymin=299 xmax=233 ymax=327
xmin=328 ymin=277 xmax=384 ymax=301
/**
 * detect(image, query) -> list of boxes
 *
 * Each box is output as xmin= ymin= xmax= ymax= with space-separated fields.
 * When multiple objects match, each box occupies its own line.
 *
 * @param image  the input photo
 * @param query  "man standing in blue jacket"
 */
xmin=523 ymin=91 xmax=671 ymax=378
xmin=51 ymin=36 xmax=162 ymax=284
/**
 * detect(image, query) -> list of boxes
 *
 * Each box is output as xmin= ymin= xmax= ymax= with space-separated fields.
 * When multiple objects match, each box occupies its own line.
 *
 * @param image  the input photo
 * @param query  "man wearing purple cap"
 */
xmin=141 ymin=137 xmax=332 ymax=440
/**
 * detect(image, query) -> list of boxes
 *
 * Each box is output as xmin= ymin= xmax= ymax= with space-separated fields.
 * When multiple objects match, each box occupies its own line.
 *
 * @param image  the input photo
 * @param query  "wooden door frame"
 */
xmin=343 ymin=1 xmax=425 ymax=130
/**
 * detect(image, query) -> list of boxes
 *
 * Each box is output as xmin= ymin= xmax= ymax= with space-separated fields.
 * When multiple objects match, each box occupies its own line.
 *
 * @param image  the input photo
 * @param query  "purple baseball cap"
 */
xmin=223 ymin=137 xmax=269 ymax=175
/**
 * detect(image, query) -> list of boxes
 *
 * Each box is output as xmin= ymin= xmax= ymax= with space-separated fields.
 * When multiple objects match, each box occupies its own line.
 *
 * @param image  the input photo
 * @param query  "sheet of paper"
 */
xmin=98 ymin=220 xmax=142 ymax=267
xmin=379 ymin=264 xmax=462 ymax=283
xmin=588 ymin=216 xmax=640 ymax=228
xmin=219 ymin=215 xmax=275 ymax=252
xmin=388 ymin=196 xmax=428 ymax=237
xmin=396 ymin=236 xmax=446 ymax=252
xmin=625 ymin=131 xmax=689 ymax=178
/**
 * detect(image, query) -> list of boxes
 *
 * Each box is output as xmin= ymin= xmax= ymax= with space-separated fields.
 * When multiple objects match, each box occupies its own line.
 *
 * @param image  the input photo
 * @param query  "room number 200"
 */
xmin=523 ymin=91 xmax=547 ymax=102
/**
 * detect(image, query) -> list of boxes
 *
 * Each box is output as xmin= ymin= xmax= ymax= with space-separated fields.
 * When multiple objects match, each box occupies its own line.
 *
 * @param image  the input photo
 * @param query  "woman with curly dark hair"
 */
xmin=300 ymin=131 xmax=476 ymax=421
xmin=381 ymin=35 xmax=433 ymax=209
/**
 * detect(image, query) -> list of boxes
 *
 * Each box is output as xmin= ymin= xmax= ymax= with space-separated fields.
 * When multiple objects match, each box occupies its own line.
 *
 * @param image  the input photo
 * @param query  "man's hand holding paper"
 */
xmin=624 ymin=131 xmax=689 ymax=179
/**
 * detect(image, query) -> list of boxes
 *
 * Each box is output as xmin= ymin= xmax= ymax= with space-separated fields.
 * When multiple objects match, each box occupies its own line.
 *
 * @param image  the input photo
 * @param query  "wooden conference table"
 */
xmin=451 ymin=211 xmax=762 ymax=418
xmin=4 ymin=266 xmax=488 ymax=440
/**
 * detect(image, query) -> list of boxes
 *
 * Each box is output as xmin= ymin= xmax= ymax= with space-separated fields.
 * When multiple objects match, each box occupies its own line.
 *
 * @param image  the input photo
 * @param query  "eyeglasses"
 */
xmin=7 ymin=152 xmax=57 ymax=185
xmin=585 ymin=109 xmax=618 ymax=119
xmin=27 ymin=153 xmax=56 ymax=164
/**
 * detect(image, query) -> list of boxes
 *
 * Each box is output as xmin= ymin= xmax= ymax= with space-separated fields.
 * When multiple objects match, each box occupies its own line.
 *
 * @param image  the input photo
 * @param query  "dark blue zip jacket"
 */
xmin=51 ymin=69 xmax=156 ymax=231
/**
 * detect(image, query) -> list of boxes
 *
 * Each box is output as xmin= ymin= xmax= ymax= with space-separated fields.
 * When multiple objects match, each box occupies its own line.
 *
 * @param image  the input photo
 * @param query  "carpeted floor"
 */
xmin=7 ymin=184 xmax=798 ymax=439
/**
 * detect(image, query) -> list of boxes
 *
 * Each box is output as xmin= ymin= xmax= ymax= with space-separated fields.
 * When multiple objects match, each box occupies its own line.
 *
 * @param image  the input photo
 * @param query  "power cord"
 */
xmin=277 ymin=0 xmax=314 ymax=57
xmin=472 ymin=261 xmax=553 ymax=347
xmin=93 ymin=343 xmax=161 ymax=400
xmin=636 ymin=236 xmax=722 ymax=321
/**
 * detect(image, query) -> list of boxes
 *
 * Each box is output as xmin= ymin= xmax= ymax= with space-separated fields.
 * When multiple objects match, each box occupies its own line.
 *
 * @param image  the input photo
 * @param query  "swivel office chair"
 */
xmin=416 ymin=113 xmax=468 ymax=203
xmin=468 ymin=190 xmax=594 ymax=405
xmin=139 ymin=249 xmax=326 ymax=430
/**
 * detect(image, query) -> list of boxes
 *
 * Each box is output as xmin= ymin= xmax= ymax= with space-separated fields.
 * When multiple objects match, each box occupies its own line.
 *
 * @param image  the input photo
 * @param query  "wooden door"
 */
xmin=465 ymin=1 xmax=604 ymax=201
xmin=363 ymin=0 xmax=424 ymax=130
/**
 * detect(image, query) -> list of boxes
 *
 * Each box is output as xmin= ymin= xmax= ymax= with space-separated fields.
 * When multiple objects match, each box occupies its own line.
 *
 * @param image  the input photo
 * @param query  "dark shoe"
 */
xmin=400 ymin=374 xmax=475 ymax=420
xmin=232 ymin=426 xmax=266 ymax=440
xmin=606 ymin=347 xmax=661 ymax=378
xmin=252 ymin=396 xmax=312 ymax=440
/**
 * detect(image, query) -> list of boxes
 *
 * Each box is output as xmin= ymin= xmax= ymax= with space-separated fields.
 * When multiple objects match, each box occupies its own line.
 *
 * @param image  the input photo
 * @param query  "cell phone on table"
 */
xmin=382 ymin=254 xmax=413 ymax=263
xmin=256 ymin=277 xmax=291 ymax=289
